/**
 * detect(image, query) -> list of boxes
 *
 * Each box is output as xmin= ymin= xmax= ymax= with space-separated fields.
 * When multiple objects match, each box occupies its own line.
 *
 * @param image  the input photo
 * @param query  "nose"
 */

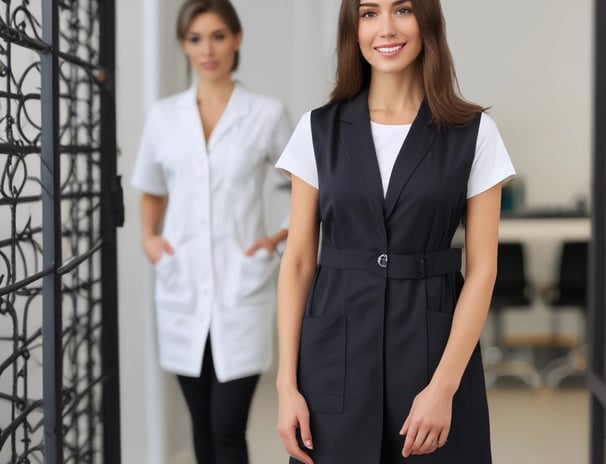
xmin=200 ymin=39 xmax=213 ymax=55
xmin=380 ymin=16 xmax=396 ymax=38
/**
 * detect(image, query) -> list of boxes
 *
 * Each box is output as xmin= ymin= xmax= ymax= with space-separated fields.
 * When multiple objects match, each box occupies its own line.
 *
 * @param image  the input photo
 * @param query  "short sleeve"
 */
xmin=131 ymin=105 xmax=169 ymax=196
xmin=275 ymin=111 xmax=318 ymax=189
xmin=267 ymin=103 xmax=293 ymax=165
xmin=467 ymin=113 xmax=516 ymax=199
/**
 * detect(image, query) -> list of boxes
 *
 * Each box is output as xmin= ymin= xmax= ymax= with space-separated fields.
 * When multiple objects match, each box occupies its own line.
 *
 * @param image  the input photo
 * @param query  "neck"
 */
xmin=196 ymin=77 xmax=235 ymax=104
xmin=368 ymin=66 xmax=424 ymax=122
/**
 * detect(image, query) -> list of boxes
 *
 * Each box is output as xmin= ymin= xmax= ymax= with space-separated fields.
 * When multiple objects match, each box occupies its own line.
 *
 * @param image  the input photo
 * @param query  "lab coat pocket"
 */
xmin=154 ymin=253 xmax=194 ymax=314
xmin=234 ymin=249 xmax=277 ymax=306
xmin=298 ymin=315 xmax=346 ymax=414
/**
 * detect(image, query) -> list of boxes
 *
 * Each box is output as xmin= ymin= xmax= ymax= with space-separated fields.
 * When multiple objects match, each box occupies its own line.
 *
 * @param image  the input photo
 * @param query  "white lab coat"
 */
xmin=131 ymin=83 xmax=291 ymax=381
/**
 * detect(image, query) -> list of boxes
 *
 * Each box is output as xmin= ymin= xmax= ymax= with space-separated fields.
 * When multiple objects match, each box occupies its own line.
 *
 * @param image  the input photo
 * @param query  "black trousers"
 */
xmin=177 ymin=340 xmax=260 ymax=464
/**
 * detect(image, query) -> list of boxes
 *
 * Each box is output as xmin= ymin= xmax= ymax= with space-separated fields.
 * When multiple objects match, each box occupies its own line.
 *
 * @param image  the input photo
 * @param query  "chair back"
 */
xmin=492 ymin=242 xmax=532 ymax=309
xmin=553 ymin=241 xmax=588 ymax=308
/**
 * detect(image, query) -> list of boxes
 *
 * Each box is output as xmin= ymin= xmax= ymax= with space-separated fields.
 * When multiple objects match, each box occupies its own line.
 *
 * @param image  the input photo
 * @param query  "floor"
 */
xmin=175 ymin=372 xmax=590 ymax=464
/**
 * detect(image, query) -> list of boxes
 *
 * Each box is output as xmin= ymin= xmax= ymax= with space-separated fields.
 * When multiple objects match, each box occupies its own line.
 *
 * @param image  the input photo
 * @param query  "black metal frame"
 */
xmin=0 ymin=1 xmax=122 ymax=462
xmin=99 ymin=1 xmax=123 ymax=462
xmin=590 ymin=1 xmax=606 ymax=462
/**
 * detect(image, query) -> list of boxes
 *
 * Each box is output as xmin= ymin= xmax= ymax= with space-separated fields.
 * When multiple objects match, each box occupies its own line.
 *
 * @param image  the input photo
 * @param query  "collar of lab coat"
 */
xmin=175 ymin=81 xmax=250 ymax=151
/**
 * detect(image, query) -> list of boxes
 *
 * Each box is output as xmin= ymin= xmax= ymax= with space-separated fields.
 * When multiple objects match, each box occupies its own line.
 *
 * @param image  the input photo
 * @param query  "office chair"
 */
xmin=542 ymin=241 xmax=588 ymax=388
xmin=484 ymin=242 xmax=541 ymax=388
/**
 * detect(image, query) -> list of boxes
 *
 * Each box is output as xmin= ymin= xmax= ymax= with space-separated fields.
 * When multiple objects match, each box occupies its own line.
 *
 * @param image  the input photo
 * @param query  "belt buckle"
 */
xmin=377 ymin=253 xmax=388 ymax=268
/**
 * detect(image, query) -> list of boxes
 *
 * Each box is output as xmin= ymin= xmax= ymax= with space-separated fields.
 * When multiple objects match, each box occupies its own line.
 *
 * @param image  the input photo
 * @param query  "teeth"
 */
xmin=377 ymin=45 xmax=403 ymax=53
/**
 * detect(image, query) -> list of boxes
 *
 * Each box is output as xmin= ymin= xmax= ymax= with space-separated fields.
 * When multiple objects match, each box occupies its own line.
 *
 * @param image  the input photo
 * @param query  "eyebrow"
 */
xmin=186 ymin=28 xmax=229 ymax=36
xmin=359 ymin=0 xmax=410 ymax=7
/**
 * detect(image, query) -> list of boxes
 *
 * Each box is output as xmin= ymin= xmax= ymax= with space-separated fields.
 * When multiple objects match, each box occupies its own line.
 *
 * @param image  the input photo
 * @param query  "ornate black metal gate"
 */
xmin=0 ymin=1 xmax=122 ymax=463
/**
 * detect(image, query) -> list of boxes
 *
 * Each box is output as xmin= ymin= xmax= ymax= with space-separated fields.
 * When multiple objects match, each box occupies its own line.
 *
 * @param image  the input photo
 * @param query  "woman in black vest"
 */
xmin=275 ymin=0 xmax=515 ymax=463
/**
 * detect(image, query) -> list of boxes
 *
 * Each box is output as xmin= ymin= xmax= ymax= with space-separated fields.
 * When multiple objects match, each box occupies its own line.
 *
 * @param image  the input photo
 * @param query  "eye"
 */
xmin=360 ymin=10 xmax=377 ymax=18
xmin=213 ymin=32 xmax=226 ymax=41
xmin=395 ymin=7 xmax=412 ymax=15
xmin=187 ymin=35 xmax=201 ymax=44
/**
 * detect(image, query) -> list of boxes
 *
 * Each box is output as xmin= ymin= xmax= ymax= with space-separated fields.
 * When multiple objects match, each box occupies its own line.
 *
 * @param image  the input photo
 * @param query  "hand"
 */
xmin=276 ymin=387 xmax=314 ymax=464
xmin=400 ymin=383 xmax=453 ymax=458
xmin=142 ymin=234 xmax=174 ymax=264
xmin=245 ymin=237 xmax=277 ymax=256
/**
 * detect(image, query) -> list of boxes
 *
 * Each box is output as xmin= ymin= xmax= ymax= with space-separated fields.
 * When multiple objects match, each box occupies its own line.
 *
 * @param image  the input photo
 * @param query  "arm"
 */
xmin=401 ymin=183 xmax=501 ymax=457
xmin=140 ymin=192 xmax=174 ymax=264
xmin=432 ymin=184 xmax=500 ymax=392
xmin=276 ymin=175 xmax=320 ymax=464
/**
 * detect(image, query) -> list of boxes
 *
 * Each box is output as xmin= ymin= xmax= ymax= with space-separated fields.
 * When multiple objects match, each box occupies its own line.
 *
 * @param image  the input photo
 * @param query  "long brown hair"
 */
xmin=330 ymin=0 xmax=485 ymax=127
xmin=176 ymin=0 xmax=242 ymax=71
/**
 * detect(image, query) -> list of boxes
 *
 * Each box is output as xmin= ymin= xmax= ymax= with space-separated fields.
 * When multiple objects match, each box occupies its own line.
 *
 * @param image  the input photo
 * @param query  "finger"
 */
xmin=402 ymin=421 xmax=418 ymax=457
xmin=284 ymin=429 xmax=313 ymax=464
xmin=278 ymin=425 xmax=299 ymax=456
xmin=437 ymin=428 xmax=449 ymax=447
xmin=298 ymin=413 xmax=314 ymax=450
xmin=411 ymin=427 xmax=430 ymax=455
xmin=163 ymin=240 xmax=175 ymax=255
xmin=262 ymin=242 xmax=276 ymax=254
xmin=416 ymin=430 xmax=439 ymax=455
xmin=400 ymin=414 xmax=410 ymax=436
xmin=244 ymin=243 xmax=259 ymax=256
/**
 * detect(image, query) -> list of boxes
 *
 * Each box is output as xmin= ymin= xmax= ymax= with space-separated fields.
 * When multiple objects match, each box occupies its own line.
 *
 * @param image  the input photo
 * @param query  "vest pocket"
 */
xmin=298 ymin=315 xmax=346 ymax=414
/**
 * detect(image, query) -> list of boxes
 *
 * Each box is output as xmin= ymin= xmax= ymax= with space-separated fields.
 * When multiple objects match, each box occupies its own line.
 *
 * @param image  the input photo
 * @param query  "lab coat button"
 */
xmin=377 ymin=254 xmax=388 ymax=268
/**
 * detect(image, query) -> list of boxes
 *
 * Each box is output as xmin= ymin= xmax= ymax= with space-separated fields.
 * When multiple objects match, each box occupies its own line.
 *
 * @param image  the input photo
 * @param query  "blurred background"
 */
xmin=116 ymin=1 xmax=593 ymax=463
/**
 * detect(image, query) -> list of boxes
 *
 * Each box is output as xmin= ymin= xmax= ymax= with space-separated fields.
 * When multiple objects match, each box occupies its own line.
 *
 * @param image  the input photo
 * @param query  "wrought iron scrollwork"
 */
xmin=1 ymin=0 xmax=119 ymax=462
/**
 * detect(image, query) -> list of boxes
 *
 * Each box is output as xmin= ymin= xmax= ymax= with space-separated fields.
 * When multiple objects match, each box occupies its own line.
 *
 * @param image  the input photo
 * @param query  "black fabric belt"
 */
xmin=319 ymin=247 xmax=462 ymax=280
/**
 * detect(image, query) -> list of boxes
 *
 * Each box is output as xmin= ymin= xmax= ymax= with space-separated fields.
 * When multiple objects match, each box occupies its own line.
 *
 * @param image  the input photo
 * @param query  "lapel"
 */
xmin=340 ymin=89 xmax=385 ymax=215
xmin=176 ymin=85 xmax=207 ymax=154
xmin=175 ymin=82 xmax=249 ymax=153
xmin=340 ymin=90 xmax=438 ymax=221
xmin=383 ymin=98 xmax=437 ymax=219
xmin=207 ymin=83 xmax=248 ymax=150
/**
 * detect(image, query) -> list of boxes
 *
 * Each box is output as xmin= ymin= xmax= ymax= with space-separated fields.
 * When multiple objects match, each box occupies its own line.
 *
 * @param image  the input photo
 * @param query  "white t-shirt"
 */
xmin=276 ymin=111 xmax=515 ymax=199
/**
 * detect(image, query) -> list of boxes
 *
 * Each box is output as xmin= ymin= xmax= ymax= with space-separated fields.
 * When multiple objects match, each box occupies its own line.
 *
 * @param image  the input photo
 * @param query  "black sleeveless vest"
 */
xmin=293 ymin=89 xmax=492 ymax=464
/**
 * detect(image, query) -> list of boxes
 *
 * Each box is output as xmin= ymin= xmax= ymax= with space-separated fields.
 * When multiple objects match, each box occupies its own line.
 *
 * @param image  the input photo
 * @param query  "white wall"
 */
xmin=442 ymin=0 xmax=592 ymax=209
xmin=116 ymin=0 xmax=592 ymax=461
xmin=232 ymin=0 xmax=339 ymax=119
xmin=115 ymin=1 xmax=151 ymax=462
xmin=116 ymin=0 xmax=189 ymax=462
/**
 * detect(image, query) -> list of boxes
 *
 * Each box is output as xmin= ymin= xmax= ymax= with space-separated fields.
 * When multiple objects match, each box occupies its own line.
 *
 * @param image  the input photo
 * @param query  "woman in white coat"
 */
xmin=131 ymin=1 xmax=291 ymax=462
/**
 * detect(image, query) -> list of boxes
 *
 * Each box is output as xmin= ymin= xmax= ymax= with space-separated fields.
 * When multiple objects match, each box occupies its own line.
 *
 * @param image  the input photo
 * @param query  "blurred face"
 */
xmin=358 ymin=0 xmax=423 ymax=77
xmin=181 ymin=12 xmax=242 ymax=82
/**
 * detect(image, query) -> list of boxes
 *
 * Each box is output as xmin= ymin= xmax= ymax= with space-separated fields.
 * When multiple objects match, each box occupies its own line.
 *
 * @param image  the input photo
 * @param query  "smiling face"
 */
xmin=180 ymin=11 xmax=242 ymax=82
xmin=357 ymin=0 xmax=423 ymax=78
